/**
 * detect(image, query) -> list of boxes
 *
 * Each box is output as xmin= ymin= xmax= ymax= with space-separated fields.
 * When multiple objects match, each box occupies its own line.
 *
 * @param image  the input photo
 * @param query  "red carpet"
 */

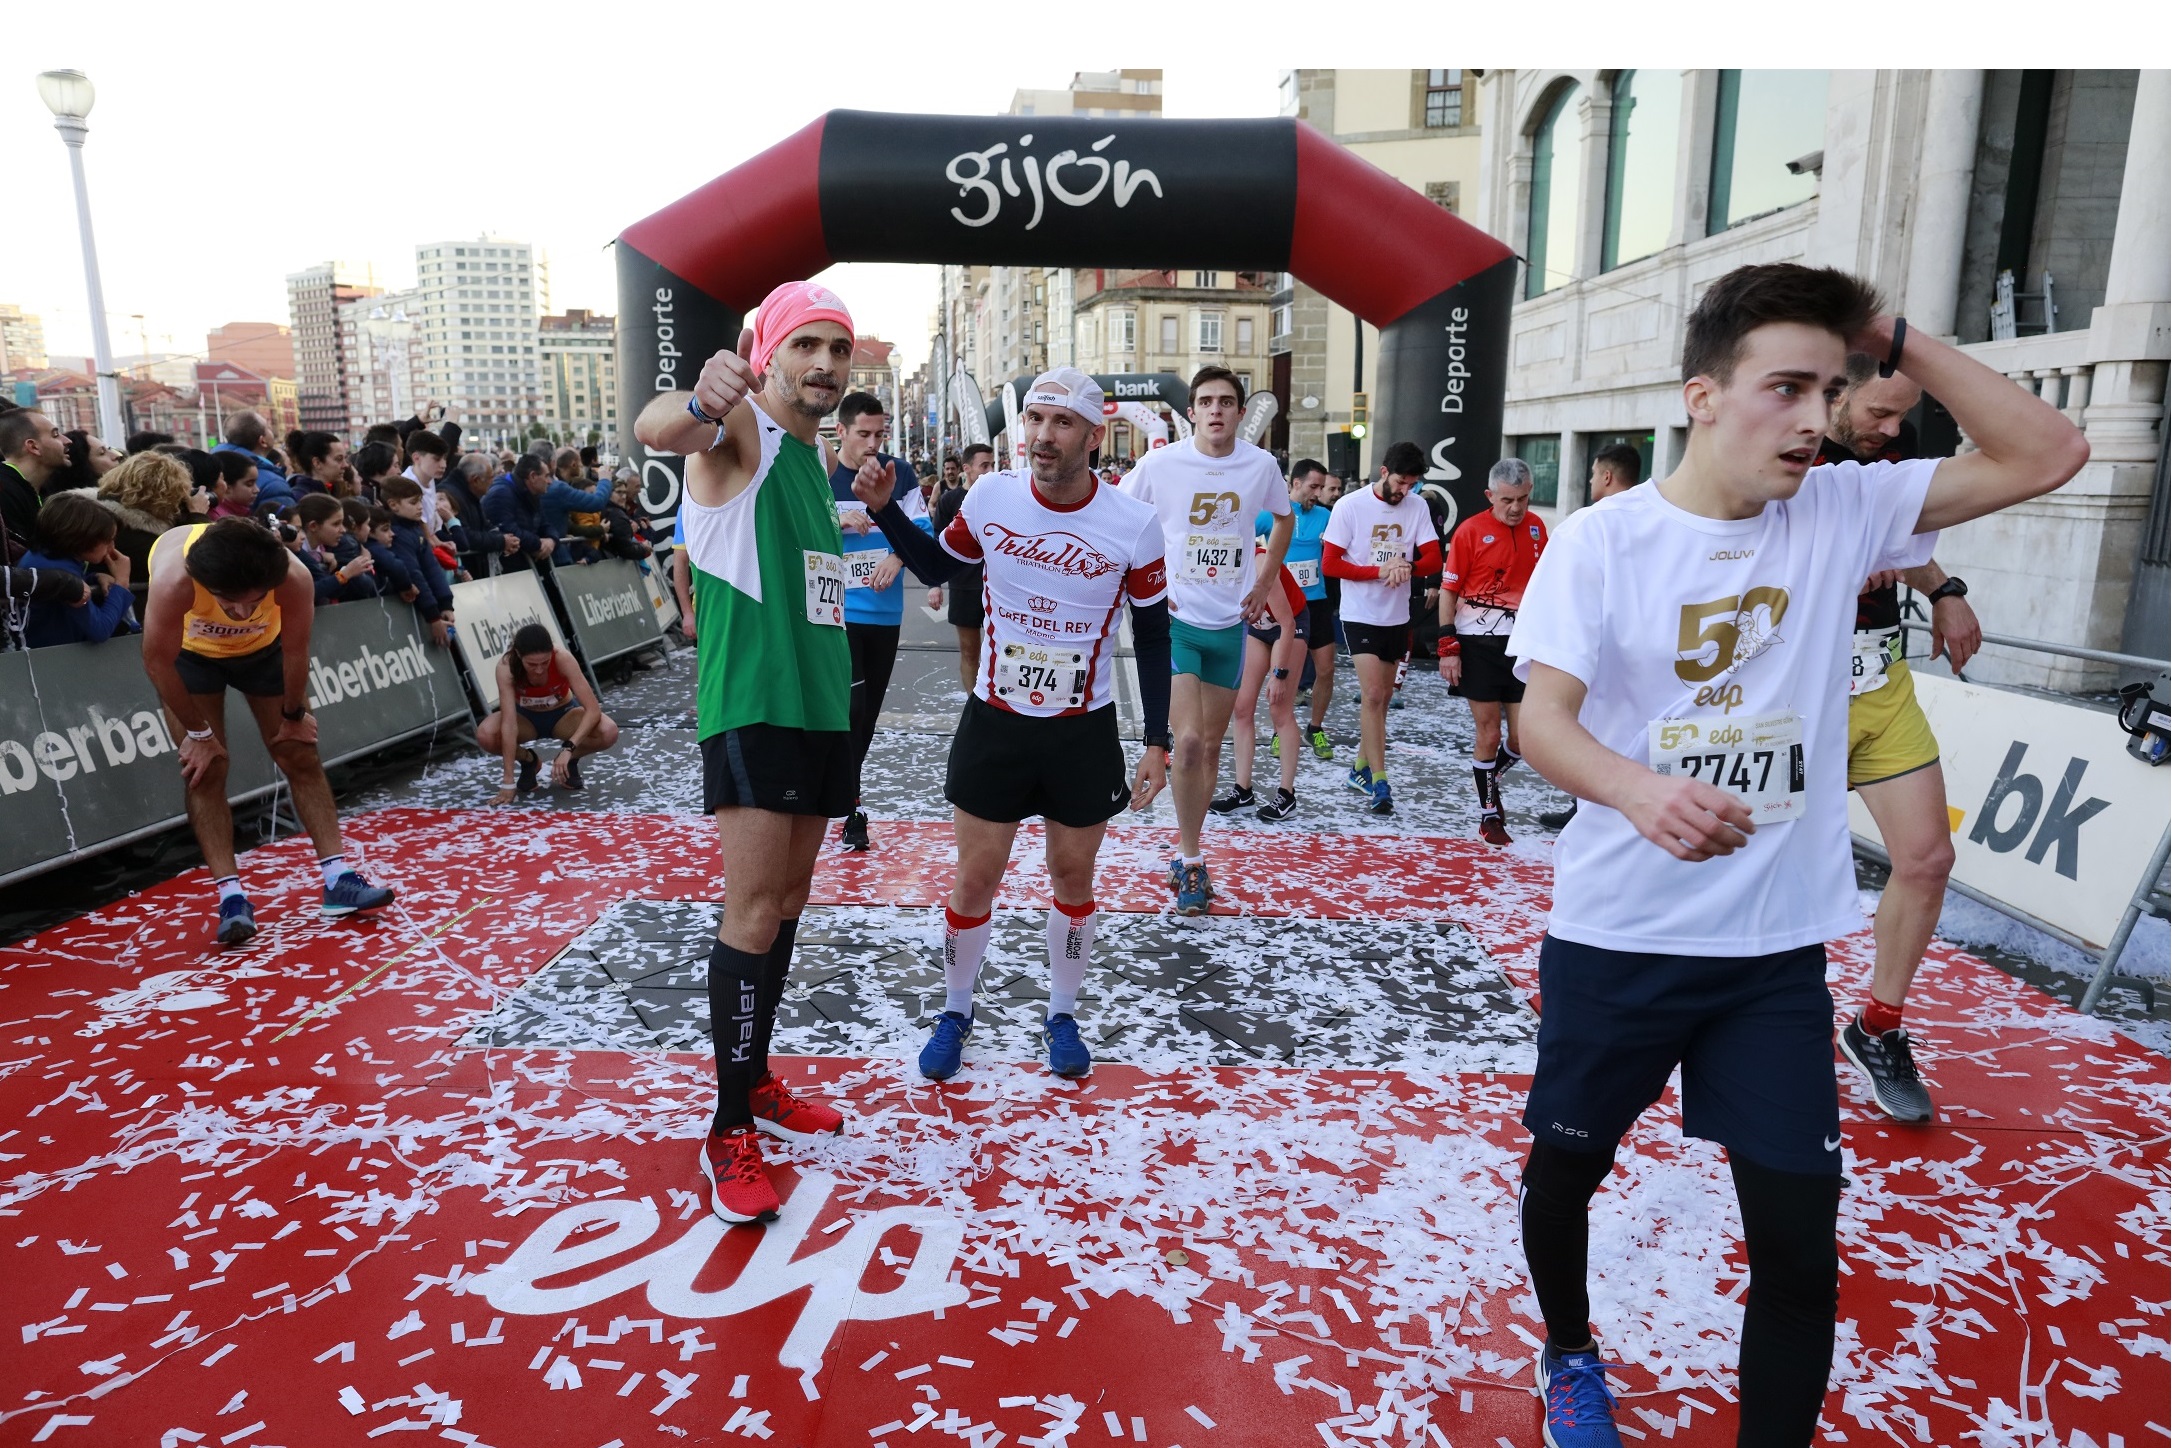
xmin=0 ymin=808 xmax=2161 ymax=1446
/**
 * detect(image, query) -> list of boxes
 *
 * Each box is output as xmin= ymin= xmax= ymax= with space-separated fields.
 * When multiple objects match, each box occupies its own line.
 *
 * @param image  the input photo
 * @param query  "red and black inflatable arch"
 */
xmin=617 ymin=110 xmax=1515 ymax=518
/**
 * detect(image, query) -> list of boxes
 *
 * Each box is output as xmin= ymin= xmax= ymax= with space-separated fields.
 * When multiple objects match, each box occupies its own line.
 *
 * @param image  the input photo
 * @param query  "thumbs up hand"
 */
xmin=695 ymin=328 xmax=762 ymax=421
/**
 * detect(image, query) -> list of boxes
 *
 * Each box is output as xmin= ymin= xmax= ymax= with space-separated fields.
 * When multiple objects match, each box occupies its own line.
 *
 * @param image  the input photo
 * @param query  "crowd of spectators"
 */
xmin=1 ymin=401 xmax=654 ymax=653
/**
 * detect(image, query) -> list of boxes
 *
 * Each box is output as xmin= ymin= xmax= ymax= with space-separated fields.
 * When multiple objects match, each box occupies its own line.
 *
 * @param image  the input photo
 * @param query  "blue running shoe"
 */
xmin=919 ymin=1010 xmax=971 ymax=1080
xmin=1044 ymin=1013 xmax=1091 ymax=1077
xmin=1535 ymin=1344 xmax=1624 ymax=1448
xmin=1368 ymin=778 xmax=1395 ymax=816
xmin=321 ymin=871 xmax=395 ymax=919
xmin=1166 ymin=857 xmax=1184 ymax=893
xmin=1345 ymin=763 xmax=1374 ymax=795
xmin=1176 ymin=862 xmax=1211 ymax=917
xmin=215 ymin=895 xmax=258 ymax=947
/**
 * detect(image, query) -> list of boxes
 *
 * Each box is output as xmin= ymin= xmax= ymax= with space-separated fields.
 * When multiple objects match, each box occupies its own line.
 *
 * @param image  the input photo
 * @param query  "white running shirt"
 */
xmin=1321 ymin=485 xmax=1438 ymax=627
xmin=939 ymin=470 xmax=1167 ymax=716
xmin=1506 ymin=459 xmax=1940 ymax=955
xmin=1121 ymin=438 xmax=1290 ymax=630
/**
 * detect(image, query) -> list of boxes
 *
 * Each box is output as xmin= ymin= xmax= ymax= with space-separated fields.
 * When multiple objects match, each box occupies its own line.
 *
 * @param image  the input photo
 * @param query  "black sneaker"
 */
xmin=563 ymin=752 xmax=584 ymax=791
xmin=1839 ymin=1015 xmax=1934 ymax=1123
xmin=1209 ymin=783 xmax=1254 ymax=815
xmin=516 ymin=750 xmax=540 ymax=793
xmin=840 ymin=810 xmax=871 ymax=851
xmin=1538 ymin=803 xmax=1578 ymax=831
xmin=1255 ymin=788 xmax=1297 ymax=822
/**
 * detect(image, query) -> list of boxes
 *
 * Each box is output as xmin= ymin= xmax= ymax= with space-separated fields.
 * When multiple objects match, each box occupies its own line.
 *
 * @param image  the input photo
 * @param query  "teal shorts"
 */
xmin=1169 ymin=618 xmax=1246 ymax=690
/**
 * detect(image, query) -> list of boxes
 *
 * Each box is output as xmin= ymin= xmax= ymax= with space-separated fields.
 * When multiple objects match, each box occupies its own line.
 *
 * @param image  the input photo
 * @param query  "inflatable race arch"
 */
xmin=616 ymin=110 xmax=1514 ymax=519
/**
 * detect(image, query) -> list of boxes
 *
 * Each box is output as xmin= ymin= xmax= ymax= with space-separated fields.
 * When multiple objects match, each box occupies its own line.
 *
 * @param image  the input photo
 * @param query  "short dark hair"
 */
xmin=224 ymin=411 xmax=270 ymax=453
xmin=1681 ymin=263 xmax=1882 ymax=384
xmin=35 ymin=492 xmax=119 ymax=557
xmin=838 ymin=391 xmax=886 ymax=428
xmin=340 ymin=497 xmax=372 ymax=529
xmin=1290 ymin=457 xmax=1326 ymax=482
xmin=1189 ymin=365 xmax=1245 ymax=406
xmin=125 ymin=430 xmax=175 ymax=455
xmin=363 ymin=422 xmax=400 ymax=449
xmin=297 ymin=494 xmax=343 ymax=528
xmin=185 ymin=517 xmax=291 ymax=594
xmin=213 ymin=451 xmax=258 ymax=488
xmin=380 ymin=476 xmax=423 ymax=505
xmin=367 ymin=505 xmax=396 ymax=530
xmin=1380 ymin=441 xmax=1425 ymax=477
xmin=1842 ymin=351 xmax=1882 ymax=389
xmin=1593 ymin=443 xmax=1643 ymax=485
xmin=354 ymin=440 xmax=398 ymax=481
xmin=404 ymin=429 xmax=448 ymax=459
xmin=961 ymin=442 xmax=994 ymax=463
xmin=175 ymin=448 xmax=221 ymax=496
xmin=0 ymin=409 xmax=48 ymax=458
xmin=513 ymin=453 xmax=550 ymax=483
xmin=579 ymin=445 xmax=599 ymax=467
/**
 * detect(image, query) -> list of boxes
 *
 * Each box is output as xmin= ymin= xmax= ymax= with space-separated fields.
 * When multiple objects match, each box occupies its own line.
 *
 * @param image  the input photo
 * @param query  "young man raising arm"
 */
xmin=1505 ymin=264 xmax=2083 ymax=1448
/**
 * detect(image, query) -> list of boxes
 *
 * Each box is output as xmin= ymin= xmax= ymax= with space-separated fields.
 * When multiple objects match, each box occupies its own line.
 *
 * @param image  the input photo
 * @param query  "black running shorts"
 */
xmin=1304 ymin=599 xmax=1336 ymax=645
xmin=701 ymin=725 xmax=857 ymax=817
xmin=946 ymin=696 xmax=1129 ymax=828
xmin=1342 ymin=621 xmax=1409 ymax=662
xmin=174 ymin=642 xmax=286 ymax=699
xmin=948 ymin=563 xmax=985 ymax=628
xmin=1246 ymin=606 xmax=1311 ymax=649
xmin=1457 ymin=635 xmax=1525 ymax=703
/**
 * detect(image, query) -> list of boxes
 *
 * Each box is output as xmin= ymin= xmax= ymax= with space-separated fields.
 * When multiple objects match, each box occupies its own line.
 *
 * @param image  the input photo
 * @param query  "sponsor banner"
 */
xmin=449 ymin=570 xmax=566 ymax=706
xmin=1372 ymin=255 xmax=1517 ymax=528
xmin=1848 ymin=672 xmax=2168 ymax=950
xmin=638 ymin=556 xmax=679 ymax=632
xmin=0 ymin=601 xmax=463 ymax=884
xmin=553 ymin=558 xmax=666 ymax=665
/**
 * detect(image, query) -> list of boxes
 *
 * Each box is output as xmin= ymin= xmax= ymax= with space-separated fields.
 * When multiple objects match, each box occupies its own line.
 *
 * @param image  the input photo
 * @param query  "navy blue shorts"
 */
xmin=517 ymin=703 xmax=575 ymax=738
xmin=1523 ymin=934 xmax=1842 ymax=1176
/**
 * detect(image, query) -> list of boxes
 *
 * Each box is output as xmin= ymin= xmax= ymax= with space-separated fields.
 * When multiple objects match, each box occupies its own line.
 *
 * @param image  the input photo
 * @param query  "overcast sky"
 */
xmin=7 ymin=9 xmax=1285 ymax=378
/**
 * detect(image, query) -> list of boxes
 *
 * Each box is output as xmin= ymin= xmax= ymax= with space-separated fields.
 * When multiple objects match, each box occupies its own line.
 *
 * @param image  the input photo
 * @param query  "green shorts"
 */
xmin=1169 ymin=618 xmax=1246 ymax=690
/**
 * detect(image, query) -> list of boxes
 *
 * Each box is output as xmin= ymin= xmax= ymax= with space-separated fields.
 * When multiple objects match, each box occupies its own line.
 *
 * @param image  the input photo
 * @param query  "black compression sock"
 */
xmin=750 ymin=917 xmax=799 ymax=1077
xmin=1472 ymin=758 xmax=1497 ymax=814
xmin=1519 ymin=1141 xmax=1618 ymax=1355
xmin=708 ymin=937 xmax=769 ymax=1132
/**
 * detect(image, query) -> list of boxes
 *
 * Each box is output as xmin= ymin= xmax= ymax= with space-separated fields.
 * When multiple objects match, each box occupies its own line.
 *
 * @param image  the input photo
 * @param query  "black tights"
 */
xmin=708 ymin=917 xmax=798 ymax=1132
xmin=846 ymin=623 xmax=901 ymax=791
xmin=1520 ymin=1141 xmax=1840 ymax=1448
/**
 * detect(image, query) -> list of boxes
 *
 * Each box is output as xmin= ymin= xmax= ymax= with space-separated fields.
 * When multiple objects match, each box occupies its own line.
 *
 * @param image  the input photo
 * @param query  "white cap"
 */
xmin=1021 ymin=366 xmax=1105 ymax=423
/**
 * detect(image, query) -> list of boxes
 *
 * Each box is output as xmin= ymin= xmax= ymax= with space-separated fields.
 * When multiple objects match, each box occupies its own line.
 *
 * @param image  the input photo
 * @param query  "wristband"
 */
xmin=686 ymin=394 xmax=726 ymax=427
xmin=185 ymin=726 xmax=214 ymax=741
xmin=282 ymin=705 xmax=306 ymax=721
xmin=1272 ymin=667 xmax=1290 ymax=680
xmin=1879 ymin=317 xmax=1907 ymax=378
xmin=1437 ymin=636 xmax=1460 ymax=658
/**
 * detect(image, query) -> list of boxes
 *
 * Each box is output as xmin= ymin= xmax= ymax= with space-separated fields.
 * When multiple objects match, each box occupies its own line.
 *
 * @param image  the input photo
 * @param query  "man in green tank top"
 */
xmin=634 ymin=280 xmax=895 ymax=1226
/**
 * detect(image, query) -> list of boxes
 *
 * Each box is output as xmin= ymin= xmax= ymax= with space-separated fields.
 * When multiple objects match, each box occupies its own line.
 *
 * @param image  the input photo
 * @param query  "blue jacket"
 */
xmin=18 ymin=550 xmax=134 ymax=647
xmin=831 ymin=453 xmax=928 ymax=626
xmin=388 ymin=517 xmax=452 ymax=618
xmin=302 ymin=545 xmax=379 ymax=605
xmin=214 ymin=445 xmax=295 ymax=509
xmin=537 ymin=476 xmax=617 ymax=539
xmin=364 ymin=539 xmax=416 ymax=598
xmin=482 ymin=477 xmax=546 ymax=559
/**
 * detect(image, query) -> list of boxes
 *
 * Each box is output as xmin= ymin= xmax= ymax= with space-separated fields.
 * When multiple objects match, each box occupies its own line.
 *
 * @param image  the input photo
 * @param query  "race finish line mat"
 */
xmin=0 ymin=808 xmax=2162 ymax=1447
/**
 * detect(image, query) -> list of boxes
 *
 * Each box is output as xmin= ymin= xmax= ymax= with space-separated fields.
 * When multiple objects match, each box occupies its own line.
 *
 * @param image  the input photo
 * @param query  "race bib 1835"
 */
xmin=1648 ymin=709 xmax=1806 ymax=824
xmin=843 ymin=551 xmax=885 ymax=591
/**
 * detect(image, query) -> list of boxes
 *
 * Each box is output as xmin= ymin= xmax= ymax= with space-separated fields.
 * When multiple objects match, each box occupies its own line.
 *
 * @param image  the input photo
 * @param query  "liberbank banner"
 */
xmin=552 ymin=558 xmax=666 ymax=665
xmin=1848 ymin=672 xmax=2169 ymax=952
xmin=0 ymin=600 xmax=467 ymax=885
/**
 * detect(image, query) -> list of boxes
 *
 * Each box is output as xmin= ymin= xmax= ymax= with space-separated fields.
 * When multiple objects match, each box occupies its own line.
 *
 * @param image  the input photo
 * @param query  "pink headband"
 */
xmin=748 ymin=281 xmax=854 ymax=373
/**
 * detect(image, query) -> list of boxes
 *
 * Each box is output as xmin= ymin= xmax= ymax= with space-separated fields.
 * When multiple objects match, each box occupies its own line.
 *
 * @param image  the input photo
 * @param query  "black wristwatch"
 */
xmin=1272 ymin=667 xmax=1290 ymax=679
xmin=1926 ymin=576 xmax=1968 ymax=603
xmin=281 ymin=704 xmax=307 ymax=721
xmin=1143 ymin=731 xmax=1172 ymax=752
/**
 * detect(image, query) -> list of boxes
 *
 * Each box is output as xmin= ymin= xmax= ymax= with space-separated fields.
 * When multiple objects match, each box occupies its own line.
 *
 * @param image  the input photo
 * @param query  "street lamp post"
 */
xmin=38 ymin=69 xmax=125 ymax=448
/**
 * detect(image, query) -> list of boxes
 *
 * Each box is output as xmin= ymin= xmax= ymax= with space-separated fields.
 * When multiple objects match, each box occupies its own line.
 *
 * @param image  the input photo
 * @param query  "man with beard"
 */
xmin=634 ymin=281 xmax=889 ymax=1226
xmin=853 ymin=367 xmax=1171 ymax=1082
xmin=1818 ymin=354 xmax=1981 ymax=1124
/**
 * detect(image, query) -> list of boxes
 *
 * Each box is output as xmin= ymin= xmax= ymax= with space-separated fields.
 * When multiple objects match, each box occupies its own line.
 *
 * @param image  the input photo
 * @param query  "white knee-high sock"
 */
xmin=943 ymin=905 xmax=992 ymax=1017
xmin=1046 ymin=897 xmax=1096 ymax=1015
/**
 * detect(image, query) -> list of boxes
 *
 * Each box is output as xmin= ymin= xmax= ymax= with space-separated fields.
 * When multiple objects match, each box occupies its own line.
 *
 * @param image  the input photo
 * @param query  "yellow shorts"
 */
xmin=1847 ymin=660 xmax=1940 ymax=788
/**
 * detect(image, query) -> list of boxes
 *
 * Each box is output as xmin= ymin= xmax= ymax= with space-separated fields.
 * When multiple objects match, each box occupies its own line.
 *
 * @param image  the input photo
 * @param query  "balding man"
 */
xmin=213 ymin=411 xmax=295 ymax=509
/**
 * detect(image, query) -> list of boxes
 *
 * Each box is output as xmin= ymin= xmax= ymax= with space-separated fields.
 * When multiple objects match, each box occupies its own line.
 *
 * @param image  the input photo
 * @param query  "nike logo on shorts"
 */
xmin=1823 ymin=1134 xmax=1842 ymax=1153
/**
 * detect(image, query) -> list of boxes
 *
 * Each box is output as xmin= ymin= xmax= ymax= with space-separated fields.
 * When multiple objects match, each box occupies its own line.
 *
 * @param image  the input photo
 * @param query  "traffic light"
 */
xmin=1350 ymin=391 xmax=1369 ymax=440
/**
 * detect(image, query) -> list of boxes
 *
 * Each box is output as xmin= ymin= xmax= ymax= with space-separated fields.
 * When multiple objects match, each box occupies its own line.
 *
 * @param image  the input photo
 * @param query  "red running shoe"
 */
xmin=1479 ymin=815 xmax=1513 ymax=847
xmin=699 ymin=1126 xmax=780 ymax=1223
xmin=750 ymin=1073 xmax=847 ymax=1144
